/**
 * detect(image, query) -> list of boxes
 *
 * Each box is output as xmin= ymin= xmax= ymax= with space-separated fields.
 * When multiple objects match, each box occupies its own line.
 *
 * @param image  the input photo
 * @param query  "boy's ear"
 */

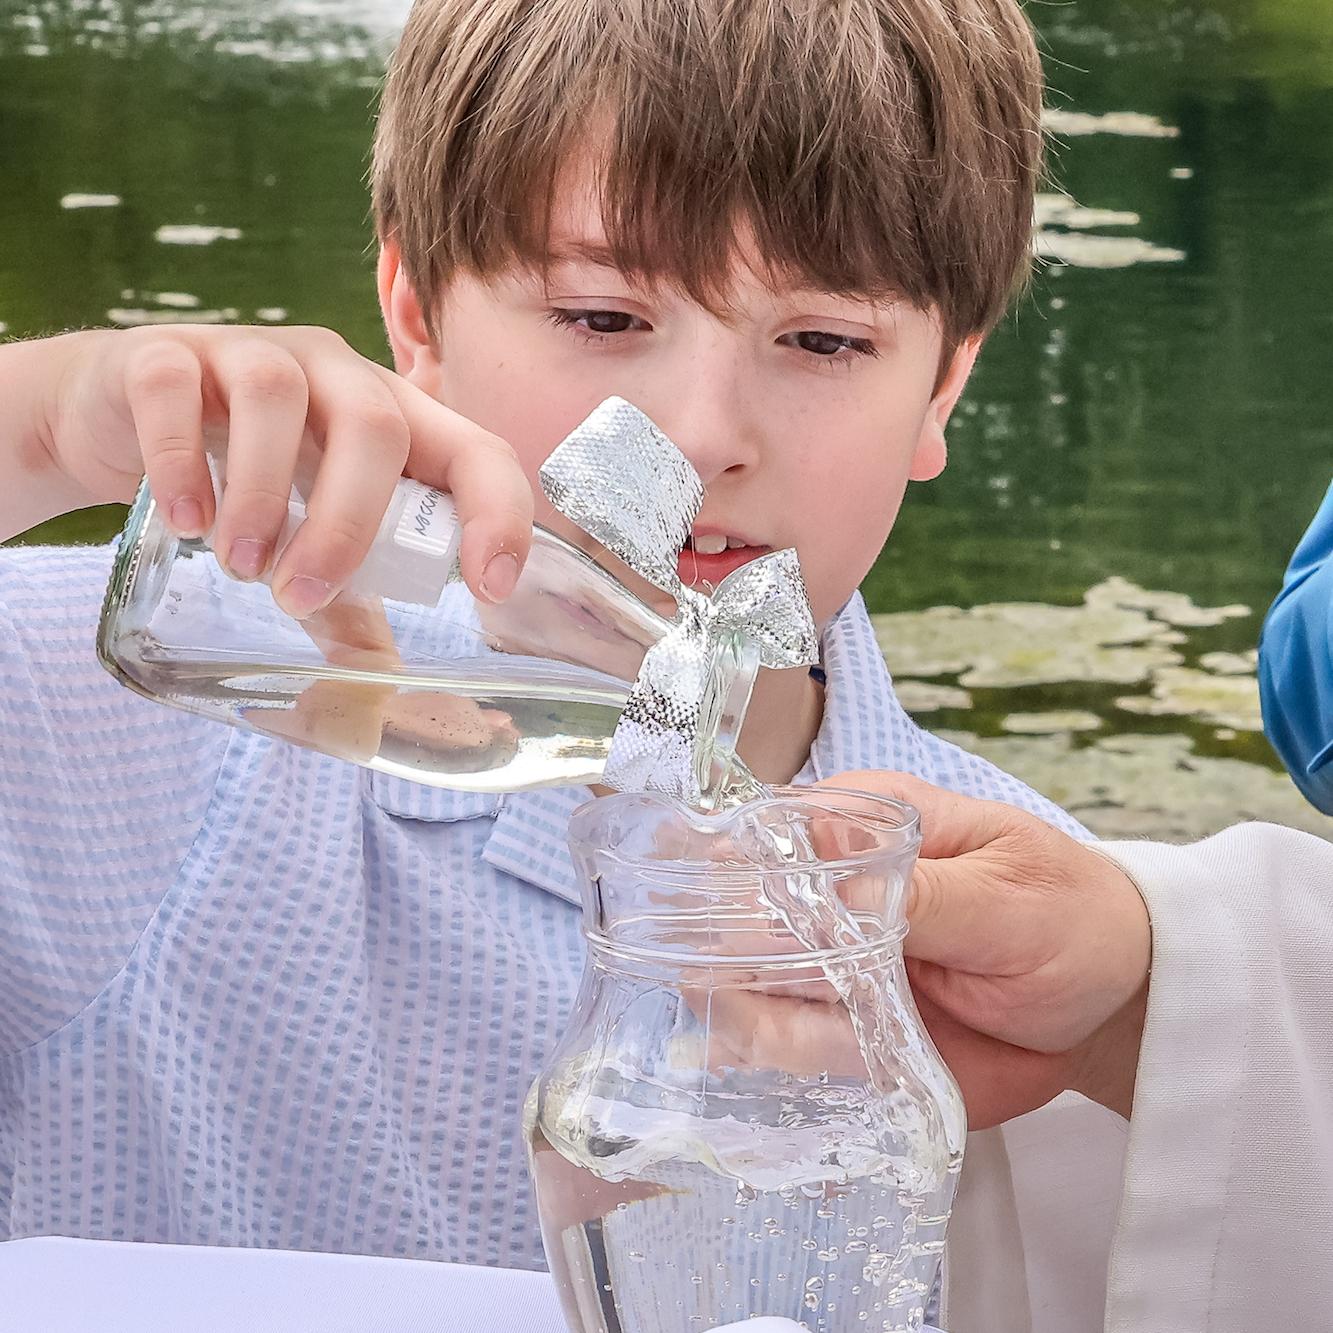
xmin=377 ymin=239 xmax=443 ymax=389
xmin=909 ymin=335 xmax=983 ymax=482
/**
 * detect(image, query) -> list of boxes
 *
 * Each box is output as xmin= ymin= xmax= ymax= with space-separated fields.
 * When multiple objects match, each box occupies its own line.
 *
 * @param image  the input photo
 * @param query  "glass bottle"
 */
xmin=97 ymin=462 xmax=758 ymax=795
xmin=525 ymin=787 xmax=964 ymax=1333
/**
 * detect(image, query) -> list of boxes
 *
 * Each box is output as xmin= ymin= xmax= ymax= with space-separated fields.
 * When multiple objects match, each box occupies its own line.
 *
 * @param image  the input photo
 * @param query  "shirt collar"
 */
xmin=799 ymin=591 xmax=917 ymax=782
xmin=370 ymin=591 xmax=913 ymax=906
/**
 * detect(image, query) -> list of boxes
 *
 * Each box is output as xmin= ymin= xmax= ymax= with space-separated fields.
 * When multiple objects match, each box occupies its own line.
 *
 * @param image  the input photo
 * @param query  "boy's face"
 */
xmin=379 ymin=162 xmax=978 ymax=628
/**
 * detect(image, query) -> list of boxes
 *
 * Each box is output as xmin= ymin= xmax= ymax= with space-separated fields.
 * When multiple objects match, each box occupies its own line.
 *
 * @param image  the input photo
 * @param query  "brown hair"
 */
xmin=372 ymin=0 xmax=1044 ymax=347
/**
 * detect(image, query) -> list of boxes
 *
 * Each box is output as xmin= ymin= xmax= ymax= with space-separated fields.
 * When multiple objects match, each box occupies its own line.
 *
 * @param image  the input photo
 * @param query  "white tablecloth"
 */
xmin=0 ymin=1237 xmax=565 ymax=1333
xmin=0 ymin=1236 xmax=944 ymax=1333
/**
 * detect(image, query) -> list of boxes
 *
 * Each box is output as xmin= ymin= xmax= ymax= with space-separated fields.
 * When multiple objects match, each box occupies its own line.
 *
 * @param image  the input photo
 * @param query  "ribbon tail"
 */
xmin=603 ymin=626 xmax=710 ymax=801
xmin=710 ymin=548 xmax=820 ymax=669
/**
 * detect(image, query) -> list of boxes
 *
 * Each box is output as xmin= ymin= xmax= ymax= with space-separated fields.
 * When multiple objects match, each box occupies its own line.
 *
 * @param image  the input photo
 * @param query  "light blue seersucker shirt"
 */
xmin=0 ymin=542 xmax=1084 ymax=1269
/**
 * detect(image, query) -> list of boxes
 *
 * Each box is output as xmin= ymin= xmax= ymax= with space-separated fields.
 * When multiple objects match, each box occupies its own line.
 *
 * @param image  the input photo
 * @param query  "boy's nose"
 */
xmin=645 ymin=380 xmax=763 ymax=488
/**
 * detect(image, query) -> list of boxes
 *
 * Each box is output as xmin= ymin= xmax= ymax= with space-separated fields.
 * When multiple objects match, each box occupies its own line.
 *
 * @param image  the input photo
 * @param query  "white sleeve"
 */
xmin=1101 ymin=823 xmax=1333 ymax=1330
xmin=943 ymin=823 xmax=1333 ymax=1333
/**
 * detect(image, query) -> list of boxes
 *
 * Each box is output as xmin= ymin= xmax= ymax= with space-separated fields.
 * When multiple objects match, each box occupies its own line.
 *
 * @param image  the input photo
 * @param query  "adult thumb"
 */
xmin=904 ymin=850 xmax=1019 ymax=973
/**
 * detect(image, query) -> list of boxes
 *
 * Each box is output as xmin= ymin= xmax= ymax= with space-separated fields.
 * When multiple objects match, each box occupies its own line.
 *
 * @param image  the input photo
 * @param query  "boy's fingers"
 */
xmin=207 ymin=339 xmax=309 ymax=581
xmin=377 ymin=369 xmax=534 ymax=603
xmin=121 ymin=338 xmax=212 ymax=537
xmin=271 ymin=362 xmax=410 ymax=618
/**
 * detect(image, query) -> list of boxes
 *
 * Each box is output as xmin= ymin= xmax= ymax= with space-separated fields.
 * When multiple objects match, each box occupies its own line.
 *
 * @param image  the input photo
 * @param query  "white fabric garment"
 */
xmin=942 ymin=821 xmax=1333 ymax=1332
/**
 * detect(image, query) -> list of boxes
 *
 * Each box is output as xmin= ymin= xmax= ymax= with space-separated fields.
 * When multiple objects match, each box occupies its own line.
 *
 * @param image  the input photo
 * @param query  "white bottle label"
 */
xmin=394 ymin=480 xmax=458 ymax=560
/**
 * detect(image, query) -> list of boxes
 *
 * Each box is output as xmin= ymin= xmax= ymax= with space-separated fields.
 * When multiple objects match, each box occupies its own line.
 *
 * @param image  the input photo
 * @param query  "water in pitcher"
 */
xmin=526 ymin=1078 xmax=951 ymax=1333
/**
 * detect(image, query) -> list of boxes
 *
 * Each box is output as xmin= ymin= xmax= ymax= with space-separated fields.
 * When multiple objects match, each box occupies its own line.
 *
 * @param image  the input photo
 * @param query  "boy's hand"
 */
xmin=43 ymin=325 xmax=532 ymax=614
xmin=823 ymin=772 xmax=1152 ymax=1128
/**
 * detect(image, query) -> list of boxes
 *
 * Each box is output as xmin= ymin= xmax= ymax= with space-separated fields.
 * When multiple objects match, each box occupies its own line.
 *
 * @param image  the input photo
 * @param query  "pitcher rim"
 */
xmin=568 ymin=784 xmax=922 ymax=881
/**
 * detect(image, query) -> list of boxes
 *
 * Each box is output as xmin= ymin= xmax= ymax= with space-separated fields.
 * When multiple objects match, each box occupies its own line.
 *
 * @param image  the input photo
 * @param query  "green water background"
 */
xmin=2 ymin=0 xmax=1330 ymax=834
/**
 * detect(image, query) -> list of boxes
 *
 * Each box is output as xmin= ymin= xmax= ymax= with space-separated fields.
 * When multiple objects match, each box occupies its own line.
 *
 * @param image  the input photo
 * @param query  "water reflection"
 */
xmin=1 ymin=0 xmax=1330 ymax=839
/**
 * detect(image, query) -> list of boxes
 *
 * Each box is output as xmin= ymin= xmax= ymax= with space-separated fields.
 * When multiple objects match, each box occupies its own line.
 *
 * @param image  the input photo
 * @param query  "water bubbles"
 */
xmin=801 ymin=1239 xmax=818 ymax=1251
xmin=846 ymin=1239 xmax=869 ymax=1253
xmin=734 ymin=1183 xmax=758 ymax=1205
xmin=803 ymin=1292 xmax=821 ymax=1312
xmin=863 ymin=1252 xmax=893 ymax=1286
xmin=690 ymin=1273 xmax=704 ymax=1285
xmin=628 ymin=1250 xmax=645 ymax=1262
xmin=817 ymin=1246 xmax=840 ymax=1261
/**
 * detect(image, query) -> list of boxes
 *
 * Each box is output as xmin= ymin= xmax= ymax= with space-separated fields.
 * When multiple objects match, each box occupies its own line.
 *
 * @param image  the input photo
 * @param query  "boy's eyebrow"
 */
xmin=544 ymin=239 xmax=625 ymax=269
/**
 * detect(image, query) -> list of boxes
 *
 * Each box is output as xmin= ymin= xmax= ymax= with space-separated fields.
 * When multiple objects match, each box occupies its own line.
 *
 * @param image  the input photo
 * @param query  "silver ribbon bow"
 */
xmin=539 ymin=397 xmax=819 ymax=805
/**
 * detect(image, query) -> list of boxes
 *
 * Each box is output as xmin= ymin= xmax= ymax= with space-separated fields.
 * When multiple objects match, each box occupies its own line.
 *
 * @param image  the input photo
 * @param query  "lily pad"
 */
xmin=60 ymin=193 xmax=121 ymax=209
xmin=1001 ymin=711 xmax=1103 ymax=735
xmin=1199 ymin=649 xmax=1259 ymax=675
xmin=1042 ymin=109 xmax=1181 ymax=139
xmin=873 ymin=580 xmax=1195 ymax=688
xmin=1116 ymin=667 xmax=1263 ymax=731
xmin=934 ymin=731 xmax=1331 ymax=843
xmin=154 ymin=224 xmax=243 ymax=245
xmin=107 ymin=307 xmax=239 ymax=326
xmin=1035 ymin=194 xmax=1142 ymax=230
xmin=1085 ymin=577 xmax=1251 ymax=628
xmin=895 ymin=681 xmax=974 ymax=714
xmin=1034 ymin=230 xmax=1186 ymax=269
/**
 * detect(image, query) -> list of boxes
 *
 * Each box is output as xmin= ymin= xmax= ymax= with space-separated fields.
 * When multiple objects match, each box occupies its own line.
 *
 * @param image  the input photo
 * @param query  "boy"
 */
xmin=0 ymin=0 xmax=1078 ymax=1275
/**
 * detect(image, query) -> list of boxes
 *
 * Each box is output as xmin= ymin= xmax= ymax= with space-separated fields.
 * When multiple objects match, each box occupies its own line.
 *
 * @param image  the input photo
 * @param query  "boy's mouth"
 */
xmin=678 ymin=529 xmax=771 ymax=588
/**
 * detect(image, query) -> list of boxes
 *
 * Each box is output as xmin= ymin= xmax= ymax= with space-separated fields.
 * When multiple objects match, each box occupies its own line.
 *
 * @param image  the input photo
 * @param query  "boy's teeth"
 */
xmin=692 ymin=533 xmax=729 ymax=555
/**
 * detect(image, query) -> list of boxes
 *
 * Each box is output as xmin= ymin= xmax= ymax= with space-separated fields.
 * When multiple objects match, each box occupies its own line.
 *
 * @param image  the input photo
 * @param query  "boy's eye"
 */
xmin=546 ymin=308 xmax=649 ymax=337
xmin=783 ymin=330 xmax=878 ymax=359
xmin=583 ymin=310 xmax=635 ymax=334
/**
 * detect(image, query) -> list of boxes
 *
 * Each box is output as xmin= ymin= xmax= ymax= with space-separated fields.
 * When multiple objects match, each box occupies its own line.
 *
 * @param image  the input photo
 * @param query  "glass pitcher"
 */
xmin=525 ymin=788 xmax=964 ymax=1333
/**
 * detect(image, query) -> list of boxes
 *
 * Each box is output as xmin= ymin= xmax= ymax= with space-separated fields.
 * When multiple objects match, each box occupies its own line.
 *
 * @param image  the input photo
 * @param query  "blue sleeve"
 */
xmin=1259 ymin=482 xmax=1333 ymax=814
xmin=0 ymin=543 xmax=229 ymax=1054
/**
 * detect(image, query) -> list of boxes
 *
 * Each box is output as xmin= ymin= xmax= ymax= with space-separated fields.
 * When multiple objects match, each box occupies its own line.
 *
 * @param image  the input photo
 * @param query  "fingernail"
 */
xmin=225 ymin=538 xmax=270 ymax=581
xmin=276 ymin=575 xmax=334 ymax=619
xmin=480 ymin=551 xmax=521 ymax=603
xmin=169 ymin=497 xmax=206 ymax=538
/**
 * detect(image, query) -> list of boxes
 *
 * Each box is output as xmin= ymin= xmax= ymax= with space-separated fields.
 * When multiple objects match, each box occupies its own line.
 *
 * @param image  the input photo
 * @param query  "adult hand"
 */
xmin=824 ymin=772 xmax=1152 ymax=1128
